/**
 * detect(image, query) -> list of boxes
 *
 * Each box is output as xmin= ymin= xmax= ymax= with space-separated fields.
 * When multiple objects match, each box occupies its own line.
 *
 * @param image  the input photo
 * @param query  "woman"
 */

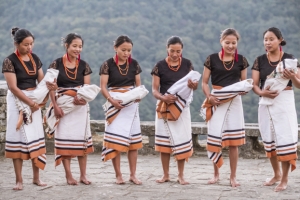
xmin=48 ymin=33 xmax=94 ymax=185
xmin=201 ymin=28 xmax=249 ymax=187
xmin=100 ymin=35 xmax=143 ymax=185
xmin=252 ymin=27 xmax=300 ymax=192
xmin=2 ymin=27 xmax=56 ymax=190
xmin=151 ymin=36 xmax=198 ymax=185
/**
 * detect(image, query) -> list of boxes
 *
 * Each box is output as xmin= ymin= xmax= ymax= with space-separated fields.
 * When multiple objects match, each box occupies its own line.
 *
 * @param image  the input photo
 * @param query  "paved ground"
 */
xmin=0 ymin=154 xmax=300 ymax=200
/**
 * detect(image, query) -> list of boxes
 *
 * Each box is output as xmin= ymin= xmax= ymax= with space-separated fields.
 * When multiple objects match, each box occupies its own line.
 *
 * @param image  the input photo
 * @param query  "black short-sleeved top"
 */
xmin=252 ymin=53 xmax=300 ymax=89
xmin=204 ymin=53 xmax=249 ymax=87
xmin=48 ymin=57 xmax=92 ymax=88
xmin=99 ymin=58 xmax=142 ymax=88
xmin=2 ymin=53 xmax=42 ymax=90
xmin=151 ymin=57 xmax=194 ymax=94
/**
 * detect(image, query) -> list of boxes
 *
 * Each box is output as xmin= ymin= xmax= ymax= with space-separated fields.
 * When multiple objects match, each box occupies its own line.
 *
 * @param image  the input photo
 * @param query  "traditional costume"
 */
xmin=48 ymin=55 xmax=94 ymax=166
xmin=151 ymin=57 xmax=198 ymax=161
xmin=252 ymin=54 xmax=300 ymax=171
xmin=2 ymin=53 xmax=47 ymax=169
xmin=203 ymin=53 xmax=249 ymax=168
xmin=100 ymin=58 xmax=144 ymax=161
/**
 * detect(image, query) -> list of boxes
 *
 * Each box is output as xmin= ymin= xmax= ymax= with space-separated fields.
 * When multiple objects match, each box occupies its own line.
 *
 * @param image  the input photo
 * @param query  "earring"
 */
xmin=128 ymin=54 xmax=132 ymax=63
xmin=235 ymin=49 xmax=238 ymax=62
xmin=66 ymin=52 xmax=71 ymax=62
xmin=115 ymin=52 xmax=118 ymax=65
xmin=280 ymin=46 xmax=282 ymax=52
xmin=221 ymin=48 xmax=224 ymax=60
xmin=78 ymin=54 xmax=80 ymax=62
xmin=16 ymin=49 xmax=20 ymax=57
xmin=167 ymin=52 xmax=169 ymax=56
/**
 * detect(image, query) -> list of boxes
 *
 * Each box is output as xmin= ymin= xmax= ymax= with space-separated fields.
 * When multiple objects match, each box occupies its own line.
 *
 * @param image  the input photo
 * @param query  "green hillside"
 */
xmin=0 ymin=0 xmax=299 ymax=122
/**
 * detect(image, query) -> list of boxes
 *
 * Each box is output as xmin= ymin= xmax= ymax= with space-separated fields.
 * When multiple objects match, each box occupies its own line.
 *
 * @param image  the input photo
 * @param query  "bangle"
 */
xmin=208 ymin=96 xmax=211 ymax=103
xmin=30 ymin=102 xmax=36 ymax=108
xmin=107 ymin=96 xmax=111 ymax=101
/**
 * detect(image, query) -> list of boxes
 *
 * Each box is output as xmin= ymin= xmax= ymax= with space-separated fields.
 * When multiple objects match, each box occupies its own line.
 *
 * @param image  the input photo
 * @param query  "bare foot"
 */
xmin=230 ymin=178 xmax=240 ymax=187
xmin=264 ymin=176 xmax=281 ymax=186
xmin=13 ymin=182 xmax=23 ymax=190
xmin=129 ymin=176 xmax=142 ymax=185
xmin=156 ymin=175 xmax=170 ymax=183
xmin=177 ymin=176 xmax=189 ymax=185
xmin=208 ymin=174 xmax=219 ymax=184
xmin=274 ymin=182 xmax=287 ymax=192
xmin=33 ymin=179 xmax=47 ymax=187
xmin=80 ymin=175 xmax=91 ymax=185
xmin=116 ymin=175 xmax=125 ymax=185
xmin=66 ymin=176 xmax=78 ymax=185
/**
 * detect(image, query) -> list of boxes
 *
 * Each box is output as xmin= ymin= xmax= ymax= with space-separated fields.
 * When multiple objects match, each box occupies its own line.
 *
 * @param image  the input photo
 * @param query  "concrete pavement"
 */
xmin=0 ymin=154 xmax=300 ymax=200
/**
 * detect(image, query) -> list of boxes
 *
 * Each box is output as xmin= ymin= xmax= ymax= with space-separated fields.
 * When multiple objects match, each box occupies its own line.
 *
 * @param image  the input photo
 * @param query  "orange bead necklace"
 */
xmin=15 ymin=50 xmax=37 ymax=75
xmin=63 ymin=54 xmax=79 ymax=80
xmin=166 ymin=56 xmax=181 ymax=72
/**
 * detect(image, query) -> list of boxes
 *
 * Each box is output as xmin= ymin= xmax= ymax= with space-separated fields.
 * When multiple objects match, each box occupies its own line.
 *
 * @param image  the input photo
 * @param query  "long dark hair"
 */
xmin=220 ymin=28 xmax=240 ymax=41
xmin=167 ymin=36 xmax=183 ymax=48
xmin=263 ymin=27 xmax=286 ymax=46
xmin=11 ymin=27 xmax=34 ymax=44
xmin=114 ymin=35 xmax=133 ymax=47
xmin=63 ymin=33 xmax=84 ymax=48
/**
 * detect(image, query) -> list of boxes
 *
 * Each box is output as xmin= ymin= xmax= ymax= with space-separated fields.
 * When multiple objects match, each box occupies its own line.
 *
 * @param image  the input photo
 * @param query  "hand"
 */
xmin=208 ymin=95 xmax=220 ymax=106
xmin=134 ymin=99 xmax=141 ymax=103
xmin=73 ymin=96 xmax=87 ymax=105
xmin=161 ymin=94 xmax=178 ymax=104
xmin=54 ymin=106 xmax=64 ymax=119
xmin=46 ymin=78 xmax=58 ymax=91
xmin=261 ymin=85 xmax=279 ymax=99
xmin=238 ymin=92 xmax=248 ymax=96
xmin=29 ymin=102 xmax=39 ymax=113
xmin=187 ymin=79 xmax=198 ymax=90
xmin=110 ymin=98 xmax=124 ymax=109
xmin=282 ymin=69 xmax=296 ymax=80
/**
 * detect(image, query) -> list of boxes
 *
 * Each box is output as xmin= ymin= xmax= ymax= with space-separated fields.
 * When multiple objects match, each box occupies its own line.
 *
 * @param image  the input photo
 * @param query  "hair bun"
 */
xmin=11 ymin=27 xmax=20 ymax=36
xmin=280 ymin=40 xmax=287 ymax=46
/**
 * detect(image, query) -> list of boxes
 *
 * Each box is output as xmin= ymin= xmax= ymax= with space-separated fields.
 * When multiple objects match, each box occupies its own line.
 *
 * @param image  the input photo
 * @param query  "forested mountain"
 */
xmin=0 ymin=0 xmax=299 ymax=122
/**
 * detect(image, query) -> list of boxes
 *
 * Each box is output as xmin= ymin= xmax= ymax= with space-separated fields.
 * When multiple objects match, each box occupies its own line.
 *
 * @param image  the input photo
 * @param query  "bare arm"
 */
xmin=240 ymin=68 xmax=247 ymax=81
xmin=37 ymin=68 xmax=44 ymax=83
xmin=100 ymin=74 xmax=124 ymax=109
xmin=201 ymin=67 xmax=220 ymax=105
xmin=135 ymin=74 xmax=141 ymax=87
xmin=252 ymin=70 xmax=278 ymax=98
xmin=4 ymin=72 xmax=37 ymax=107
xmin=284 ymin=69 xmax=300 ymax=89
xmin=152 ymin=75 xmax=177 ymax=104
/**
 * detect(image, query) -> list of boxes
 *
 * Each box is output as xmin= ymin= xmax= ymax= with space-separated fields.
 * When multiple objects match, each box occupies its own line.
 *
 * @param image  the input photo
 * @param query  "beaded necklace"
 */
xmin=62 ymin=54 xmax=79 ymax=80
xmin=15 ymin=50 xmax=36 ymax=75
xmin=166 ymin=57 xmax=181 ymax=71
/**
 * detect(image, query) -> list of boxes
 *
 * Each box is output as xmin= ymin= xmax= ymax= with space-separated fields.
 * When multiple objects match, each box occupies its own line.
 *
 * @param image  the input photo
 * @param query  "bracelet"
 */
xmin=30 ymin=102 xmax=36 ymax=108
xmin=107 ymin=96 xmax=111 ymax=101
xmin=208 ymin=96 xmax=211 ymax=103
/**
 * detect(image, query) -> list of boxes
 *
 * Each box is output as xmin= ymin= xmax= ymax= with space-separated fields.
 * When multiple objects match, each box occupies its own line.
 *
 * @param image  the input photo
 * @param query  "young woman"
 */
xmin=2 ymin=27 xmax=56 ymax=190
xmin=202 ymin=28 xmax=249 ymax=187
xmin=100 ymin=35 xmax=143 ymax=185
xmin=252 ymin=27 xmax=300 ymax=192
xmin=48 ymin=33 xmax=94 ymax=185
xmin=151 ymin=36 xmax=198 ymax=185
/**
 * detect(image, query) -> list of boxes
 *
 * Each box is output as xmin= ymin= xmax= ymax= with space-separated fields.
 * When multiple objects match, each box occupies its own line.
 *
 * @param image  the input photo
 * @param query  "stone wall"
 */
xmin=0 ymin=80 xmax=299 ymax=159
xmin=0 ymin=81 xmax=7 ymax=155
